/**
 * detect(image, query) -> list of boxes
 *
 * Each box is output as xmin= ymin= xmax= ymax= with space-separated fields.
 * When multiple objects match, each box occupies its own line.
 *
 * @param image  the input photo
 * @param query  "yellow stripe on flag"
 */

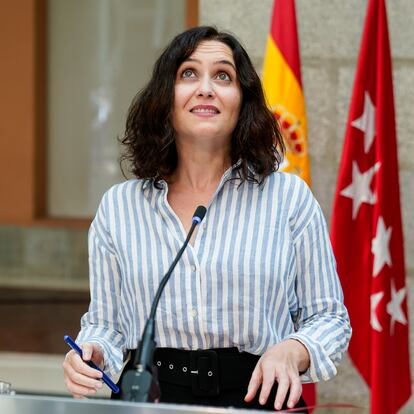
xmin=262 ymin=36 xmax=311 ymax=185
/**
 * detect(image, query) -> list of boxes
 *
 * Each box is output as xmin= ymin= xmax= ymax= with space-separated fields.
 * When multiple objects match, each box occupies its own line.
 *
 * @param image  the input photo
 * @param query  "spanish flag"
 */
xmin=263 ymin=1 xmax=315 ymax=409
xmin=262 ymin=0 xmax=311 ymax=186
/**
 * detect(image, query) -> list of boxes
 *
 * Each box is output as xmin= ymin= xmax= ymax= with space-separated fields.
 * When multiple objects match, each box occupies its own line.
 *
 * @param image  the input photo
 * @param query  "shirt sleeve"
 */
xmin=286 ymin=180 xmax=352 ymax=383
xmin=76 ymin=190 xmax=126 ymax=378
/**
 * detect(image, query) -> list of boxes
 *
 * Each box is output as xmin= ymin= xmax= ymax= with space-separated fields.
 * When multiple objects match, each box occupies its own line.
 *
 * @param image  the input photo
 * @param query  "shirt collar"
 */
xmin=142 ymin=179 xmax=152 ymax=190
xmin=142 ymin=177 xmax=166 ymax=191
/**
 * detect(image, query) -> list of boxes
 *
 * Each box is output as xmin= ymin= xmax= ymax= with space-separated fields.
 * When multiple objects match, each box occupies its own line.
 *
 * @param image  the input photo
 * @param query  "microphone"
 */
xmin=120 ymin=205 xmax=207 ymax=402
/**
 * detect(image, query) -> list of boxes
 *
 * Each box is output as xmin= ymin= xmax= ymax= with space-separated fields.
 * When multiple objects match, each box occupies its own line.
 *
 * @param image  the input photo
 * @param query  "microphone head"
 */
xmin=192 ymin=205 xmax=207 ymax=224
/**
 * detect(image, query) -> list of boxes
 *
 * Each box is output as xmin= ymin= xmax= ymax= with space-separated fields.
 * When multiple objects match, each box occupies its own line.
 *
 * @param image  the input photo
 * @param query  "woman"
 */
xmin=63 ymin=26 xmax=351 ymax=411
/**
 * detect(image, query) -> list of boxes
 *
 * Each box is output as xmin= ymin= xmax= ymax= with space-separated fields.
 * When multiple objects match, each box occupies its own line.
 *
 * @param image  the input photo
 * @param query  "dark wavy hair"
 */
xmin=120 ymin=26 xmax=284 ymax=186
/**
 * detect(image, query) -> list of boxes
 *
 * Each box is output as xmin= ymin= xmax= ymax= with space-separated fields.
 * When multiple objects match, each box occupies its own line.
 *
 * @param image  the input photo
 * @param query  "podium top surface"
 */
xmin=0 ymin=393 xmax=294 ymax=414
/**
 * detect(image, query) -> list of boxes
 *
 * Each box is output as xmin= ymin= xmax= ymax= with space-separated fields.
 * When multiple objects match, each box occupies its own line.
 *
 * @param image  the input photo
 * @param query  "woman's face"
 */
xmin=172 ymin=40 xmax=242 ymax=149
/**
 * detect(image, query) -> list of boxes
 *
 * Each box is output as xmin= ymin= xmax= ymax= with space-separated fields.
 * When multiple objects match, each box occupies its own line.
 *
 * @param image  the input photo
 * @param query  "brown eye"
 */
xmin=217 ymin=72 xmax=231 ymax=81
xmin=182 ymin=69 xmax=195 ymax=78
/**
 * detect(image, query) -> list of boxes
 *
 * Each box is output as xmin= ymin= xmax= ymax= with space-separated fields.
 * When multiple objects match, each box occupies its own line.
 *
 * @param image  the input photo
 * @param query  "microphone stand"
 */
xmin=120 ymin=206 xmax=206 ymax=402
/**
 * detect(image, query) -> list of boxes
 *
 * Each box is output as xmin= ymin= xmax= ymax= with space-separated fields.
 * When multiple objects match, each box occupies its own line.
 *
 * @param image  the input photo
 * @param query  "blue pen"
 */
xmin=64 ymin=335 xmax=120 ymax=394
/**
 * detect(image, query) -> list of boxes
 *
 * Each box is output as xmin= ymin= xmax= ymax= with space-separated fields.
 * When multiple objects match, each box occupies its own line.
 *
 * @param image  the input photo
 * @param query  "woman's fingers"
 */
xmin=81 ymin=343 xmax=104 ymax=368
xmin=81 ymin=342 xmax=94 ymax=361
xmin=81 ymin=343 xmax=104 ymax=364
xmin=258 ymin=363 xmax=277 ymax=405
xmin=67 ymin=350 xmax=103 ymax=379
xmin=245 ymin=340 xmax=308 ymax=410
xmin=73 ymin=394 xmax=87 ymax=400
xmin=65 ymin=362 xmax=102 ymax=389
xmin=273 ymin=374 xmax=290 ymax=410
xmin=65 ymin=376 xmax=97 ymax=397
xmin=286 ymin=374 xmax=302 ymax=409
xmin=244 ymin=364 xmax=262 ymax=402
xmin=248 ymin=363 xmax=299 ymax=410
xmin=63 ymin=343 xmax=104 ymax=398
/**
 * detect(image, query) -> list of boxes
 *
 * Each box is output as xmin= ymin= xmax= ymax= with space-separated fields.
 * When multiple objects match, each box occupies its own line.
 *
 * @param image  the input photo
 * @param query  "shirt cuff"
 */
xmin=285 ymin=333 xmax=338 ymax=383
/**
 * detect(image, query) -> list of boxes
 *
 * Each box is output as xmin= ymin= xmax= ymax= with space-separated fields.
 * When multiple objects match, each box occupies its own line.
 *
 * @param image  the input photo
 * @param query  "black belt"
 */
xmin=152 ymin=347 xmax=260 ymax=397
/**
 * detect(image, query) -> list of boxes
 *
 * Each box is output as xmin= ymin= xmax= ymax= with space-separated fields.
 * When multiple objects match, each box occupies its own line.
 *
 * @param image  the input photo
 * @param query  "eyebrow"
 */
xmin=183 ymin=57 xmax=236 ymax=71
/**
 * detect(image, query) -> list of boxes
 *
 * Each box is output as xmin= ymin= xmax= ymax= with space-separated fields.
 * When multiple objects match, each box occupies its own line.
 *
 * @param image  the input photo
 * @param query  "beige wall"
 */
xmin=200 ymin=0 xmax=414 ymax=412
xmin=48 ymin=0 xmax=185 ymax=218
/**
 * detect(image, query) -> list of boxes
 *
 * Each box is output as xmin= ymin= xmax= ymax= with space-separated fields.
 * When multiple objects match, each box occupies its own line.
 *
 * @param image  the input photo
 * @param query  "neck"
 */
xmin=169 ymin=144 xmax=231 ymax=193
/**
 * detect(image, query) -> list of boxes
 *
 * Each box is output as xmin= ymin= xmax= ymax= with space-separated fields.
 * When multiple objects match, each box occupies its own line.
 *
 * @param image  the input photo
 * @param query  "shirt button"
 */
xmin=202 ymin=223 xmax=207 ymax=230
xmin=190 ymin=265 xmax=196 ymax=272
xmin=190 ymin=309 xmax=198 ymax=317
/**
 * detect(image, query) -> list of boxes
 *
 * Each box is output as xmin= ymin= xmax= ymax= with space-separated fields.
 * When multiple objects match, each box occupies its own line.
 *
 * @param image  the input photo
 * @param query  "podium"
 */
xmin=0 ymin=393 xmax=294 ymax=413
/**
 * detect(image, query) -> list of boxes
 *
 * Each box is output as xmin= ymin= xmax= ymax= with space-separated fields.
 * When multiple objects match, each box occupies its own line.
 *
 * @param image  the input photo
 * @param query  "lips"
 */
xmin=190 ymin=105 xmax=220 ymax=114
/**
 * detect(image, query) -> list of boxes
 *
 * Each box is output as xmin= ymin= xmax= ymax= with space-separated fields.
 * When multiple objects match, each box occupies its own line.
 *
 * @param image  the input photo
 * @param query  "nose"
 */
xmin=196 ymin=75 xmax=215 ymax=98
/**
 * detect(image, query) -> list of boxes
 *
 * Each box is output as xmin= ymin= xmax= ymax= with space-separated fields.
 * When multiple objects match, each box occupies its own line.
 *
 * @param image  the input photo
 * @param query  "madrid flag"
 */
xmin=331 ymin=0 xmax=411 ymax=412
xmin=262 ymin=0 xmax=311 ymax=186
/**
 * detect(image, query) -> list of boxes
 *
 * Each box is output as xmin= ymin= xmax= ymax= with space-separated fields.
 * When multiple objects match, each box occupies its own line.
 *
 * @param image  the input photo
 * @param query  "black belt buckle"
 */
xmin=190 ymin=350 xmax=219 ymax=396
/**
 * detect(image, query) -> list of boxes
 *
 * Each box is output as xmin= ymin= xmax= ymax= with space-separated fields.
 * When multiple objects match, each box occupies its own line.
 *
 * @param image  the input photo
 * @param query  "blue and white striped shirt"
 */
xmin=77 ymin=166 xmax=351 ymax=383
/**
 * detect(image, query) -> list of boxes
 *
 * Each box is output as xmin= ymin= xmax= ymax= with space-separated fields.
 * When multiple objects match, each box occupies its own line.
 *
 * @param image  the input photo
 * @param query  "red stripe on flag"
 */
xmin=269 ymin=0 xmax=302 ymax=87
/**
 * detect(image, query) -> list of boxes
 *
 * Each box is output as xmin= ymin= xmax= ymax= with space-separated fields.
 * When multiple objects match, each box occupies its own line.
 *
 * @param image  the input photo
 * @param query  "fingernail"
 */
xmin=96 ymin=382 xmax=103 ymax=389
xmin=260 ymin=398 xmax=265 ymax=405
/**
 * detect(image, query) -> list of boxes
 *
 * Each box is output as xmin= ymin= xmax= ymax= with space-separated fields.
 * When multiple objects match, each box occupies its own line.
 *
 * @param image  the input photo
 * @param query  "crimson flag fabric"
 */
xmin=331 ymin=0 xmax=411 ymax=412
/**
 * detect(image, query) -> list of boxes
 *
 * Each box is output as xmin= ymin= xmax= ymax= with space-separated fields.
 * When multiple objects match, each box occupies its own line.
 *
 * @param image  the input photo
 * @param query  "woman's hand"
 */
xmin=244 ymin=339 xmax=310 ymax=410
xmin=63 ymin=342 xmax=105 ymax=398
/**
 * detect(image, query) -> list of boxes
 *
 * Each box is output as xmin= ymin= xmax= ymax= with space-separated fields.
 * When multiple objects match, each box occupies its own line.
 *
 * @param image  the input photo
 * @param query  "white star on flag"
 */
xmin=371 ymin=291 xmax=384 ymax=332
xmin=386 ymin=279 xmax=407 ymax=335
xmin=340 ymin=161 xmax=381 ymax=219
xmin=351 ymin=91 xmax=376 ymax=153
xmin=371 ymin=216 xmax=392 ymax=277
